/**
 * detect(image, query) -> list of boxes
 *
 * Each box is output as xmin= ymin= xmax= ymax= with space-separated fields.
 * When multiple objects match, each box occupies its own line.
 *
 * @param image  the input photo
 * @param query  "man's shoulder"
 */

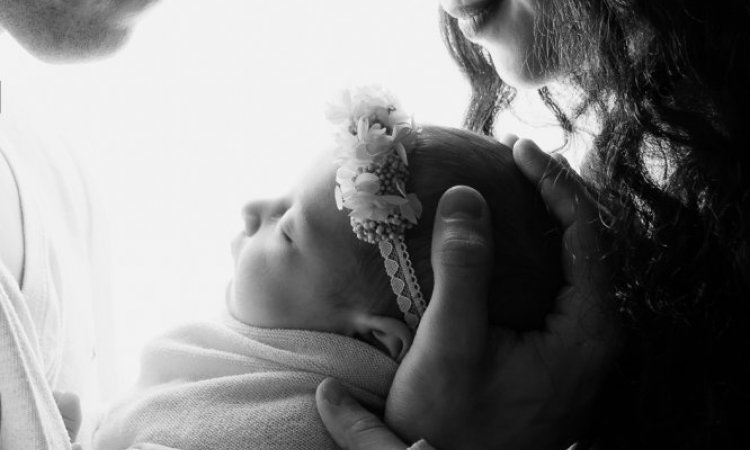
xmin=0 ymin=150 xmax=25 ymax=284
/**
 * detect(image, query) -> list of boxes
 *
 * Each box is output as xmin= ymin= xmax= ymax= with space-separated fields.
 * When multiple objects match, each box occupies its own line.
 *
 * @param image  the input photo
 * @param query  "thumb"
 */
xmin=316 ymin=378 xmax=406 ymax=450
xmin=420 ymin=186 xmax=493 ymax=359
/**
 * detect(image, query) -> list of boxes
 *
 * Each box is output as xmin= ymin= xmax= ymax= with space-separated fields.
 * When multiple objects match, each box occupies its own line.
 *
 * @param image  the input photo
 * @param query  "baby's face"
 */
xmin=228 ymin=152 xmax=362 ymax=332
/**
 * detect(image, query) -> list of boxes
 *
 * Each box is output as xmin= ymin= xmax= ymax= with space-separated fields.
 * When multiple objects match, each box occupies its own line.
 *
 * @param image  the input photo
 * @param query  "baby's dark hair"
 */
xmin=354 ymin=125 xmax=563 ymax=330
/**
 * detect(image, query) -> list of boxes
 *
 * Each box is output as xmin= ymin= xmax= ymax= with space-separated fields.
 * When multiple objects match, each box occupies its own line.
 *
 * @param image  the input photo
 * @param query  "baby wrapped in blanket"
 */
xmin=93 ymin=87 xmax=562 ymax=449
xmin=93 ymin=318 xmax=395 ymax=449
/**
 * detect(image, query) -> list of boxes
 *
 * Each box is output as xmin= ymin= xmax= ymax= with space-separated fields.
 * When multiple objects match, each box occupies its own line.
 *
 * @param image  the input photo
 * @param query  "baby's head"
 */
xmin=357 ymin=125 xmax=563 ymax=332
xmin=228 ymin=89 xmax=562 ymax=361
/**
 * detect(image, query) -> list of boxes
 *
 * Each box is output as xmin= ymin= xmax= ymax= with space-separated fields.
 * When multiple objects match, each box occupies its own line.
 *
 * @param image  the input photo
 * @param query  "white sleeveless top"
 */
xmin=0 ymin=119 xmax=110 ymax=449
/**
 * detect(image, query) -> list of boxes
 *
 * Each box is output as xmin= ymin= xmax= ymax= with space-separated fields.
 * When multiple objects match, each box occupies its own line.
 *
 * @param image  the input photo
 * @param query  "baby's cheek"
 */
xmin=229 ymin=275 xmax=293 ymax=328
xmin=228 ymin=247 xmax=288 ymax=327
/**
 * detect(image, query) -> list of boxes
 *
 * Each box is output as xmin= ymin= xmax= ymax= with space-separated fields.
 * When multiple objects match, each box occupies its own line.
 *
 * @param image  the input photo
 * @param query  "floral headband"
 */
xmin=326 ymin=86 xmax=426 ymax=329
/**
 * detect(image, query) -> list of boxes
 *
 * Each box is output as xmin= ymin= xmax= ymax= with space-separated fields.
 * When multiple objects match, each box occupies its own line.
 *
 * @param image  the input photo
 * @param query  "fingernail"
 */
xmin=322 ymin=379 xmax=346 ymax=407
xmin=440 ymin=187 xmax=484 ymax=220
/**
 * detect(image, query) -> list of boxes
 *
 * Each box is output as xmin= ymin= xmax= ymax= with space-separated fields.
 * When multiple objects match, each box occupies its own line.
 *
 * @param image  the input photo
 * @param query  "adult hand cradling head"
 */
xmin=317 ymin=138 xmax=622 ymax=450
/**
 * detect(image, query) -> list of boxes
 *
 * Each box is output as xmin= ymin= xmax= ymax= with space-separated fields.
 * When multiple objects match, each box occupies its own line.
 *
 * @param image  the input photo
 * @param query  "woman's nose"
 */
xmin=241 ymin=199 xmax=287 ymax=236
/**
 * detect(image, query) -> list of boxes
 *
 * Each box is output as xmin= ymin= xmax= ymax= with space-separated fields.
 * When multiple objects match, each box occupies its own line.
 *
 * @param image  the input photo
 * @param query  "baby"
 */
xmin=92 ymin=87 xmax=562 ymax=449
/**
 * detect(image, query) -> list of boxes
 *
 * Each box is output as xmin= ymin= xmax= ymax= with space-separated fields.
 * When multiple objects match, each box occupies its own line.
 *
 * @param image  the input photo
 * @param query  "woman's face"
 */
xmin=440 ymin=0 xmax=555 ymax=89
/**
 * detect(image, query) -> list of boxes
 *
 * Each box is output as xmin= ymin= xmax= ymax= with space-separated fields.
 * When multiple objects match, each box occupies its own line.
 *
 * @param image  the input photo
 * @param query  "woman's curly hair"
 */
xmin=440 ymin=1 xmax=750 ymax=448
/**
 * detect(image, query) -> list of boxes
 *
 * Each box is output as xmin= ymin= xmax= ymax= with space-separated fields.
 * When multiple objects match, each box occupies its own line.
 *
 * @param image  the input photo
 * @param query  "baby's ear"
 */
xmin=353 ymin=314 xmax=413 ymax=362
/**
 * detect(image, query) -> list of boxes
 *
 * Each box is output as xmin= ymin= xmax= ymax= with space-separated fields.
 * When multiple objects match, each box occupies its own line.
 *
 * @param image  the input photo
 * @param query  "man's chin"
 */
xmin=0 ymin=0 xmax=158 ymax=63
xmin=11 ymin=27 xmax=132 ymax=63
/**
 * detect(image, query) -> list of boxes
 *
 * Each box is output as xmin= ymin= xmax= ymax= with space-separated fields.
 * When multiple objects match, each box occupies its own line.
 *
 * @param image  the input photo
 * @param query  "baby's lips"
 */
xmin=243 ymin=209 xmax=261 ymax=236
xmin=230 ymin=231 xmax=247 ymax=261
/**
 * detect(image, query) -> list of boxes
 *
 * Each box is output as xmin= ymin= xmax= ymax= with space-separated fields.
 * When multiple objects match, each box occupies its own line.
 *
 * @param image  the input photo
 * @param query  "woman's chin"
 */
xmin=490 ymin=50 xmax=554 ymax=90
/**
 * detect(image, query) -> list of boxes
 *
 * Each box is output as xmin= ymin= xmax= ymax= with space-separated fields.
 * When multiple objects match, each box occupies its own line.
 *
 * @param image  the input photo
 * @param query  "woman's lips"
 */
xmin=442 ymin=0 xmax=501 ymax=40
xmin=441 ymin=0 xmax=498 ymax=20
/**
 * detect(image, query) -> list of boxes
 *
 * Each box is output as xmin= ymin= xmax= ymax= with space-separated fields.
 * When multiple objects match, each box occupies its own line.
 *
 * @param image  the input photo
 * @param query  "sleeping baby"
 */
xmin=92 ymin=86 xmax=562 ymax=449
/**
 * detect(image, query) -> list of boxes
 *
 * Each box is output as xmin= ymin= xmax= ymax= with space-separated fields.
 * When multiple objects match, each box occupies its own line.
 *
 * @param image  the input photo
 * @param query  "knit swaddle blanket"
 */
xmin=92 ymin=317 xmax=398 ymax=449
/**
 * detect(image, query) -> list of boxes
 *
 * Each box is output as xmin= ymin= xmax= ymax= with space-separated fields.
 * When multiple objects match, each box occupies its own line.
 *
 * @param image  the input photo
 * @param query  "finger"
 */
xmin=498 ymin=133 xmax=519 ymax=148
xmin=513 ymin=139 xmax=607 ymax=282
xmin=514 ymin=142 xmax=621 ymax=358
xmin=551 ymin=152 xmax=571 ymax=170
xmin=513 ymin=138 xmax=604 ymax=280
xmin=52 ymin=391 xmax=81 ymax=442
xmin=421 ymin=186 xmax=493 ymax=359
xmin=316 ymin=378 xmax=405 ymax=450
xmin=512 ymin=139 xmax=595 ymax=229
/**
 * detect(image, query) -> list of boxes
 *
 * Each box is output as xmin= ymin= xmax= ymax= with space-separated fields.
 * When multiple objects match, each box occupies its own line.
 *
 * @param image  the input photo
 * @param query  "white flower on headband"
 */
xmin=328 ymin=86 xmax=422 ymax=244
xmin=325 ymin=85 xmax=411 ymax=132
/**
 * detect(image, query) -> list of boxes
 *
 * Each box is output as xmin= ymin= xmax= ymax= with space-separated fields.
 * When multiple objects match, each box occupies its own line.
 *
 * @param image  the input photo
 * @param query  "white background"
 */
xmin=0 ymin=0 xmax=564 ymax=395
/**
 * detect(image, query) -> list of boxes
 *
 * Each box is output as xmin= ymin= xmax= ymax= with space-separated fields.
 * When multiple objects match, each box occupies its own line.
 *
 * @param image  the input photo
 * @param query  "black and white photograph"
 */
xmin=0 ymin=0 xmax=747 ymax=449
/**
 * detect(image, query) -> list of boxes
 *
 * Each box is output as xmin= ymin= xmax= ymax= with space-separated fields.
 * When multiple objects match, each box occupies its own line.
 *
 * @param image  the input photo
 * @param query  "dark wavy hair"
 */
xmin=440 ymin=1 xmax=750 ymax=448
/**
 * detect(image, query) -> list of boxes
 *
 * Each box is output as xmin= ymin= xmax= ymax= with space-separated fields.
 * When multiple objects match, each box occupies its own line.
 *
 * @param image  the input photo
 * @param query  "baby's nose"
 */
xmin=241 ymin=201 xmax=264 ymax=236
xmin=241 ymin=198 xmax=288 ymax=236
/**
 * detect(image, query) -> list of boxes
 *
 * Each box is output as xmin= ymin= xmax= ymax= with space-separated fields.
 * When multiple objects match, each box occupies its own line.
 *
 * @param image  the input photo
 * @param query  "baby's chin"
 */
xmin=224 ymin=279 xmax=234 ymax=308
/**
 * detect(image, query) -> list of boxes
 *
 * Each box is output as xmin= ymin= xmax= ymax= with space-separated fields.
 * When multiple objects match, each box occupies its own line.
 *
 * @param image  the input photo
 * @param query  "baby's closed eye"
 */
xmin=277 ymin=216 xmax=294 ymax=244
